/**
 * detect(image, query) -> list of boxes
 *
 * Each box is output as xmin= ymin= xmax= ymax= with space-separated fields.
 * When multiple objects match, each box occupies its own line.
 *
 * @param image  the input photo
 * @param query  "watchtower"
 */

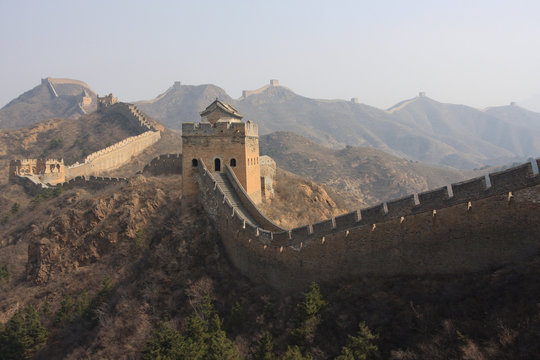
xmin=182 ymin=100 xmax=262 ymax=204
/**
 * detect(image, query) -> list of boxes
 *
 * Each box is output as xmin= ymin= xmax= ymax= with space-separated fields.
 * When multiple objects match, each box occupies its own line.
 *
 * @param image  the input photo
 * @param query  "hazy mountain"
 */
xmin=136 ymin=81 xmax=233 ymax=129
xmin=3 ymin=79 xmax=539 ymax=169
xmin=0 ymin=78 xmax=97 ymax=129
xmin=260 ymin=131 xmax=471 ymax=208
xmin=388 ymin=96 xmax=540 ymax=168
xmin=138 ymin=82 xmax=540 ymax=169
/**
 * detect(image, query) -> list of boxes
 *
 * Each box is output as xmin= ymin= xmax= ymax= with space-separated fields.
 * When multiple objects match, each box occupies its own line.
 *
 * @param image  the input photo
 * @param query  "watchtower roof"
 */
xmin=200 ymin=99 xmax=243 ymax=120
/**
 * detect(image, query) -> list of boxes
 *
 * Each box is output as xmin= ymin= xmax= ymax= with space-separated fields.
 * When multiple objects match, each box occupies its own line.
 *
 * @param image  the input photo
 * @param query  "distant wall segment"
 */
xmin=66 ymin=131 xmax=161 ymax=178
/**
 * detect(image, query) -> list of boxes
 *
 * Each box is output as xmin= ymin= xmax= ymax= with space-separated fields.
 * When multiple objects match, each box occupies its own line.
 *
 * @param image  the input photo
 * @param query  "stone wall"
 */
xmin=9 ymin=159 xmax=65 ymax=185
xmin=66 ymin=131 xmax=161 ymax=178
xmin=60 ymin=175 xmax=128 ymax=190
xmin=182 ymin=120 xmax=261 ymax=204
xmin=197 ymin=158 xmax=540 ymax=292
xmin=142 ymin=154 xmax=182 ymax=176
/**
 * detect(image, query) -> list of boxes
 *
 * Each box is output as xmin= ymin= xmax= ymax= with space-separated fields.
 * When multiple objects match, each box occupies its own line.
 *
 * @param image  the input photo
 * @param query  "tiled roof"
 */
xmin=200 ymin=99 xmax=243 ymax=119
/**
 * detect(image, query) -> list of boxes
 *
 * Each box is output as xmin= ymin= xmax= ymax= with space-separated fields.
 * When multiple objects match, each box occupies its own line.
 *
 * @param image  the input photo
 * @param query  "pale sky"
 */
xmin=1 ymin=0 xmax=540 ymax=110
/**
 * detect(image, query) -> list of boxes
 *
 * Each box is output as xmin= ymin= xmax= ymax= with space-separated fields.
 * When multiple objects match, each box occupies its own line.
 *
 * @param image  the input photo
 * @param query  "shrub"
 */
xmin=336 ymin=322 xmax=381 ymax=360
xmin=0 ymin=264 xmax=11 ymax=284
xmin=0 ymin=306 xmax=48 ymax=359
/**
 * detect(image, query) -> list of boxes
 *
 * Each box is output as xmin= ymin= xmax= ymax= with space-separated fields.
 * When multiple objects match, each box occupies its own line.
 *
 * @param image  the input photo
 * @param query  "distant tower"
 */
xmin=182 ymin=100 xmax=262 ymax=204
xmin=270 ymin=79 xmax=279 ymax=86
xmin=97 ymin=93 xmax=118 ymax=112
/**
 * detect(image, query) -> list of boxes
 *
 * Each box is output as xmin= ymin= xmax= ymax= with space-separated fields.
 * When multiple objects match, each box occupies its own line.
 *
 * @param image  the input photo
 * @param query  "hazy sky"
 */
xmin=1 ymin=0 xmax=540 ymax=110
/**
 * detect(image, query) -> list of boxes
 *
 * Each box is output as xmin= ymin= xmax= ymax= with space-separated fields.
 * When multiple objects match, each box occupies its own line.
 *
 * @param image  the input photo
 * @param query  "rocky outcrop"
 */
xmin=26 ymin=176 xmax=180 ymax=284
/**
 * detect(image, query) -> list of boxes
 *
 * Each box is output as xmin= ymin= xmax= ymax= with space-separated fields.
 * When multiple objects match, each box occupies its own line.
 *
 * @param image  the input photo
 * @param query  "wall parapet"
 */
xmin=194 ymin=156 xmax=540 ymax=291
xmin=142 ymin=154 xmax=182 ymax=176
xmin=66 ymin=130 xmax=161 ymax=178
xmin=182 ymin=121 xmax=258 ymax=137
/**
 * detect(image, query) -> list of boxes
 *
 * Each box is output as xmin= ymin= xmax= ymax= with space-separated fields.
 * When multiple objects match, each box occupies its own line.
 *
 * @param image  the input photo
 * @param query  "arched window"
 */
xmin=230 ymin=158 xmax=236 ymax=167
xmin=214 ymin=158 xmax=221 ymax=172
xmin=192 ymin=159 xmax=198 ymax=167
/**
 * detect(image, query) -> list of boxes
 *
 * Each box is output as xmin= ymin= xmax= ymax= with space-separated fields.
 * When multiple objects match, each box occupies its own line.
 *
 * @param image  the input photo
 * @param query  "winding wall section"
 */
xmin=196 ymin=159 xmax=540 ymax=292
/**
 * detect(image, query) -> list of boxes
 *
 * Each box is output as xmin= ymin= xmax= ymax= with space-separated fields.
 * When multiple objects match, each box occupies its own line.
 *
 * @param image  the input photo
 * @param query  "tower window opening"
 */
xmin=214 ymin=158 xmax=221 ymax=172
xmin=230 ymin=158 xmax=237 ymax=167
xmin=192 ymin=159 xmax=198 ymax=167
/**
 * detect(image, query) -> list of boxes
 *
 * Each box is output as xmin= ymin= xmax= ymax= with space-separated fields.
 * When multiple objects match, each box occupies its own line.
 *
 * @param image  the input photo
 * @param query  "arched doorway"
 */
xmin=214 ymin=158 xmax=221 ymax=172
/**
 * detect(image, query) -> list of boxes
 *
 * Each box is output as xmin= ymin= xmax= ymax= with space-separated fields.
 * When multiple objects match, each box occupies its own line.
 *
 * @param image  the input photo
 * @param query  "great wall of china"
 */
xmin=194 ymin=158 xmax=540 ymax=291
xmin=9 ymin=97 xmax=161 ymax=192
xmin=7 ymin=94 xmax=540 ymax=292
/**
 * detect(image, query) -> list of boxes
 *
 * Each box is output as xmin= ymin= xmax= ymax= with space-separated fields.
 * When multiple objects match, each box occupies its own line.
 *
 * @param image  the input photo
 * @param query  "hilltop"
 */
xmin=0 ymin=78 xmax=97 ymax=129
xmin=2 ymin=79 xmax=539 ymax=169
xmin=136 ymin=81 xmax=540 ymax=169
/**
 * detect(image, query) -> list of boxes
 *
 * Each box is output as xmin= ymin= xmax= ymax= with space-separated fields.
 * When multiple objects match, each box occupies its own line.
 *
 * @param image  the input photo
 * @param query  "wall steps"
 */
xmin=211 ymin=172 xmax=260 ymax=227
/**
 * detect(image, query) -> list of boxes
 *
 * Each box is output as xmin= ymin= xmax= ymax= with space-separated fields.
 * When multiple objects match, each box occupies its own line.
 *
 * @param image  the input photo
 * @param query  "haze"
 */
xmin=1 ymin=0 xmax=540 ymax=111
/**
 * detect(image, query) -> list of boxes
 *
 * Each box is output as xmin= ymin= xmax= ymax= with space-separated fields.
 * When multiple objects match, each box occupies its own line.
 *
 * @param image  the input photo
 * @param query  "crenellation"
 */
xmin=360 ymin=205 xmax=386 ymax=224
xmin=450 ymin=176 xmax=487 ymax=203
xmin=273 ymin=231 xmax=291 ymax=243
xmin=334 ymin=210 xmax=360 ymax=230
xmin=488 ymin=162 xmax=537 ymax=192
xmin=385 ymin=195 xmax=416 ymax=218
xmin=416 ymin=186 xmax=450 ymax=211
xmin=311 ymin=218 xmax=335 ymax=237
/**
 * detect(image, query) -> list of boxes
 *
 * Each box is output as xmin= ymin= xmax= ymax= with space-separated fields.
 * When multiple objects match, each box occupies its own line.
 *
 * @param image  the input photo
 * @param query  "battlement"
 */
xmin=9 ymin=158 xmax=65 ymax=185
xmin=97 ymin=93 xmax=118 ymax=111
xmin=66 ymin=130 xmax=161 ymax=178
xmin=182 ymin=120 xmax=258 ymax=137
xmin=142 ymin=154 xmax=182 ymax=176
xmin=194 ymin=156 xmax=540 ymax=291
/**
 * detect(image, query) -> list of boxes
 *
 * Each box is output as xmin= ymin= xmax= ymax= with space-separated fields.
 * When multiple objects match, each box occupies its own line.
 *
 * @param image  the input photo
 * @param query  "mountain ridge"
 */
xmin=2 ymin=78 xmax=540 ymax=169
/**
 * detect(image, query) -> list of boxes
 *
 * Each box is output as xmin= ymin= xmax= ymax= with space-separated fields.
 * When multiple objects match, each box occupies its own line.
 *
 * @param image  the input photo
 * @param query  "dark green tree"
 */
xmin=142 ymin=294 xmax=241 ymax=360
xmin=253 ymin=331 xmax=274 ymax=360
xmin=142 ymin=321 xmax=185 ymax=360
xmin=281 ymin=345 xmax=313 ymax=360
xmin=335 ymin=322 xmax=381 ymax=360
xmin=0 ymin=306 xmax=47 ymax=360
xmin=291 ymin=282 xmax=327 ymax=346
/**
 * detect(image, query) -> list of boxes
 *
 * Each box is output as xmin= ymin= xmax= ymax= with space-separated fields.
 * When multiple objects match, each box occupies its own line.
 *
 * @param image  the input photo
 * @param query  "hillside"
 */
xmin=260 ymin=131 xmax=472 ymax=208
xmin=0 ymin=109 xmax=182 ymax=182
xmin=0 ymin=108 xmax=182 ymax=228
xmin=137 ymin=81 xmax=540 ymax=169
xmin=1 ymin=175 xmax=539 ymax=359
xmin=0 ymin=78 xmax=97 ymax=129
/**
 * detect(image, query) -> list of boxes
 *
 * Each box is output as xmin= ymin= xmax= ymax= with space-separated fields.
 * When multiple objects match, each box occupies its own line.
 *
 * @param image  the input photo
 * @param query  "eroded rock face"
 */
xmin=25 ymin=177 xmax=181 ymax=284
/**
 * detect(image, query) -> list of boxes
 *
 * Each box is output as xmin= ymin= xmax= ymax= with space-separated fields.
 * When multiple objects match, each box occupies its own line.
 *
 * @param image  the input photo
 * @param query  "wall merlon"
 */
xmin=273 ymin=231 xmax=291 ymax=242
xmin=311 ymin=218 xmax=335 ymax=237
xmin=334 ymin=210 xmax=360 ymax=230
xmin=416 ymin=186 xmax=450 ymax=211
xmin=451 ymin=176 xmax=487 ymax=202
xmin=488 ymin=162 xmax=536 ymax=192
xmin=360 ymin=205 xmax=385 ymax=224
xmin=291 ymin=225 xmax=312 ymax=240
xmin=385 ymin=195 xmax=416 ymax=218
